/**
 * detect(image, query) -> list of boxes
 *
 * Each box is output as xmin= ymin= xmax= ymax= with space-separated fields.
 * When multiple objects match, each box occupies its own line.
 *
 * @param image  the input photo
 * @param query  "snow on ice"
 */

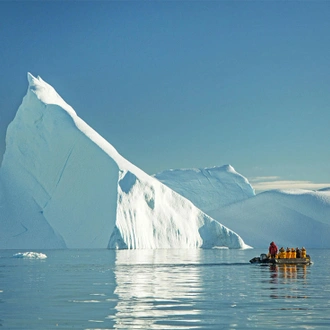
xmin=154 ymin=165 xmax=255 ymax=213
xmin=0 ymin=74 xmax=247 ymax=250
xmin=157 ymin=169 xmax=330 ymax=248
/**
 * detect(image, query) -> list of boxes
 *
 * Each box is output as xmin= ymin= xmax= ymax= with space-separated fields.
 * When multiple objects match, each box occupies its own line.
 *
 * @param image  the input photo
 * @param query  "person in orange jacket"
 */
xmin=269 ymin=241 xmax=278 ymax=258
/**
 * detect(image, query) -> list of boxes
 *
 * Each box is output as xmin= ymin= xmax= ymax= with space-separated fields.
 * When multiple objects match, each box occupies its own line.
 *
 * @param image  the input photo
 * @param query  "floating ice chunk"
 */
xmin=13 ymin=252 xmax=47 ymax=259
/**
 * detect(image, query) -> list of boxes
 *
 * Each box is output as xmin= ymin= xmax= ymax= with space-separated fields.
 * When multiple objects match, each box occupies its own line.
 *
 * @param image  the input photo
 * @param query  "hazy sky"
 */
xmin=1 ymin=1 xmax=329 ymax=191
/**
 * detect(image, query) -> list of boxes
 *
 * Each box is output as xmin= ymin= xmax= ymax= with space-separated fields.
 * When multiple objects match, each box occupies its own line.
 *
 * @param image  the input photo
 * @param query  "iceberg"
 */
xmin=156 ymin=167 xmax=330 ymax=248
xmin=210 ymin=189 xmax=330 ymax=248
xmin=0 ymin=73 xmax=248 ymax=250
xmin=12 ymin=252 xmax=47 ymax=259
xmin=154 ymin=165 xmax=255 ymax=213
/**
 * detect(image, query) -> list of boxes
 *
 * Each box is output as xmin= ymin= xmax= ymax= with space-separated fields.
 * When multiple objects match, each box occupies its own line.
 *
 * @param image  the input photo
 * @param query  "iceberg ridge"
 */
xmin=154 ymin=165 xmax=255 ymax=212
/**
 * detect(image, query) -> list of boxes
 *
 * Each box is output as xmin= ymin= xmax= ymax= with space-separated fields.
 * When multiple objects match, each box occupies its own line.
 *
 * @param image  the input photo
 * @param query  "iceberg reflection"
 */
xmin=111 ymin=249 xmax=203 ymax=329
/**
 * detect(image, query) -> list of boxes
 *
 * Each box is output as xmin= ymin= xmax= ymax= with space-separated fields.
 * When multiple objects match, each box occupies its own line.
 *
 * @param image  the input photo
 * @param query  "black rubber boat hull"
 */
xmin=250 ymin=256 xmax=312 ymax=265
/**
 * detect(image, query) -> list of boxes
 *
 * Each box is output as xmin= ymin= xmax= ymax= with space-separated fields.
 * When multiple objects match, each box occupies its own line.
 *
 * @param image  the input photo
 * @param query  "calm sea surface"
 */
xmin=1 ymin=248 xmax=329 ymax=329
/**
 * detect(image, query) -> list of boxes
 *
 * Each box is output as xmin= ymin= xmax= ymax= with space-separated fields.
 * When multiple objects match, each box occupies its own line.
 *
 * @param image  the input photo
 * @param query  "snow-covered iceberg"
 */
xmin=156 ymin=167 xmax=330 ymax=248
xmin=0 ymin=73 xmax=248 ymax=250
xmin=154 ymin=165 xmax=255 ymax=213
xmin=209 ymin=189 xmax=330 ymax=248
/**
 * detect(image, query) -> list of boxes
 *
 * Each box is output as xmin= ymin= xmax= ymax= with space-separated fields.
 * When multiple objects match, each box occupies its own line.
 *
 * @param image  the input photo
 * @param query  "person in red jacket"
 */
xmin=269 ymin=241 xmax=278 ymax=258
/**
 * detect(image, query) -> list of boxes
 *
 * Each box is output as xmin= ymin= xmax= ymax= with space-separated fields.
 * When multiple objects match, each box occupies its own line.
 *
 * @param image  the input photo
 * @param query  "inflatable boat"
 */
xmin=250 ymin=253 xmax=312 ymax=265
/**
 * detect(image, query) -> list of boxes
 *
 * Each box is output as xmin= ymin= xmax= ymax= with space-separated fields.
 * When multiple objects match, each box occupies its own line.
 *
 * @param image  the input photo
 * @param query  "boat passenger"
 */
xmin=286 ymin=247 xmax=291 ymax=258
xmin=279 ymin=247 xmax=286 ymax=258
xmin=269 ymin=241 xmax=278 ymax=258
xmin=296 ymin=247 xmax=301 ymax=258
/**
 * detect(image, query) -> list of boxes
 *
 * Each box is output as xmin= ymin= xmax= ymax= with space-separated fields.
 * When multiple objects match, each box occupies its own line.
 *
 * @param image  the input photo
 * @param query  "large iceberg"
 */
xmin=156 ymin=167 xmax=330 ymax=248
xmin=0 ymin=73 xmax=248 ymax=250
xmin=210 ymin=189 xmax=330 ymax=248
xmin=156 ymin=166 xmax=330 ymax=248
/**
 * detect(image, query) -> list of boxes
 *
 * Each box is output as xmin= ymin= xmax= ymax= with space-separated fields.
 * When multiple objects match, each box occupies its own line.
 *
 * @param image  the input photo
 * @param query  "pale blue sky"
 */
xmin=1 ymin=1 xmax=329 ymax=190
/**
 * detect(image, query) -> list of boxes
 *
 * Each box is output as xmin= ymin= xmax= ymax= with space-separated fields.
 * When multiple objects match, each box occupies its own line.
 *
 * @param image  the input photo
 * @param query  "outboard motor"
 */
xmin=260 ymin=253 xmax=268 ymax=260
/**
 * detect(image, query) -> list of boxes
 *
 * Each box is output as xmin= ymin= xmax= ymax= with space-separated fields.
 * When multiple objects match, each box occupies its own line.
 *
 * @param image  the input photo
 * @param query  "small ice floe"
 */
xmin=12 ymin=252 xmax=47 ymax=259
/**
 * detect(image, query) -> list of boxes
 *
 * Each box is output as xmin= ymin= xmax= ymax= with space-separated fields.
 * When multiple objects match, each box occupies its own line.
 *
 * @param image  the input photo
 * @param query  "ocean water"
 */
xmin=1 ymin=248 xmax=329 ymax=329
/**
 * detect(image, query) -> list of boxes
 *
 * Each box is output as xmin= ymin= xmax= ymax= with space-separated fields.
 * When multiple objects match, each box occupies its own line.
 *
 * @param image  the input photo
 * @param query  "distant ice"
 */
xmin=154 ymin=165 xmax=255 ymax=212
xmin=157 ymin=169 xmax=330 ymax=248
xmin=13 ymin=252 xmax=47 ymax=259
xmin=207 ymin=189 xmax=330 ymax=248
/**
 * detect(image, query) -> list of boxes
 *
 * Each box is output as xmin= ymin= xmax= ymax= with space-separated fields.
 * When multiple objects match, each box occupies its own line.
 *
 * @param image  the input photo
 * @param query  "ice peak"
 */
xmin=221 ymin=164 xmax=235 ymax=172
xmin=26 ymin=72 xmax=76 ymax=116
xmin=27 ymin=72 xmax=37 ymax=86
xmin=27 ymin=72 xmax=49 ymax=94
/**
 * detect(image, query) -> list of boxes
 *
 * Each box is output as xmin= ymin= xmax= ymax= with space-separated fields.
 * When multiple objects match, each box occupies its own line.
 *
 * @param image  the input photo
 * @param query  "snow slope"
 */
xmin=208 ymin=189 xmax=330 ymax=248
xmin=156 ymin=167 xmax=330 ymax=248
xmin=0 ymin=73 xmax=247 ymax=249
xmin=154 ymin=165 xmax=255 ymax=213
